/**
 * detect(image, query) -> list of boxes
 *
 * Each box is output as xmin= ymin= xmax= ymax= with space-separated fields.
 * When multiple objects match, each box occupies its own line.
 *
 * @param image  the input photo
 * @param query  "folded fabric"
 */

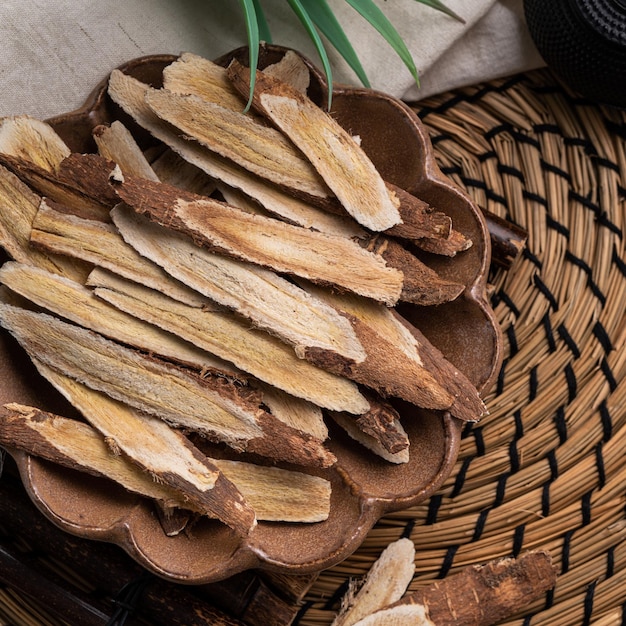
xmin=0 ymin=0 xmax=545 ymax=119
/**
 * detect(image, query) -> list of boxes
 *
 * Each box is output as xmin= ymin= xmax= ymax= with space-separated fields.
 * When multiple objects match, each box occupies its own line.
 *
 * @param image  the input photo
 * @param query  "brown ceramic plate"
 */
xmin=1 ymin=46 xmax=502 ymax=584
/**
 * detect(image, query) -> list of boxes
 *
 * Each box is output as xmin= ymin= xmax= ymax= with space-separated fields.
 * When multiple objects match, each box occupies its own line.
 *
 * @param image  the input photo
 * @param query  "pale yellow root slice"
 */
xmin=0 ymin=261 xmax=232 ymax=375
xmin=0 ymin=403 xmax=201 ymax=511
xmin=0 ymin=115 xmax=70 ymax=172
xmin=255 ymin=383 xmax=328 ymax=441
xmin=301 ymin=284 xmax=455 ymax=413
xmin=160 ymin=54 xmax=450 ymax=243
xmin=93 ymin=120 xmax=159 ymax=181
xmin=162 ymin=52 xmax=248 ymax=112
xmin=113 ymin=173 xmax=404 ymax=305
xmin=149 ymin=148 xmax=216 ymax=196
xmin=164 ymin=50 xmax=311 ymax=103
xmin=212 ymin=458 xmax=331 ymax=523
xmin=144 ymin=87 xmax=331 ymax=201
xmin=30 ymin=200 xmax=206 ymax=307
xmin=305 ymin=284 xmax=487 ymax=421
xmin=226 ymin=60 xmax=402 ymax=232
xmin=111 ymin=204 xmax=368 ymax=368
xmin=0 ymin=303 xmax=335 ymax=468
xmin=19 ymin=366 xmax=255 ymax=537
xmin=88 ymin=266 xmax=368 ymax=415
xmin=217 ymin=179 xmax=362 ymax=239
xmin=0 ymin=166 xmax=88 ymax=282
xmin=332 ymin=538 xmax=416 ymax=626
xmin=330 ymin=412 xmax=409 ymax=464
xmin=107 ymin=70 xmax=347 ymax=236
xmin=262 ymin=49 xmax=311 ymax=94
xmin=0 ymin=152 xmax=114 ymax=222
xmin=351 ymin=605 xmax=433 ymax=626
xmin=1 ymin=401 xmax=331 ymax=523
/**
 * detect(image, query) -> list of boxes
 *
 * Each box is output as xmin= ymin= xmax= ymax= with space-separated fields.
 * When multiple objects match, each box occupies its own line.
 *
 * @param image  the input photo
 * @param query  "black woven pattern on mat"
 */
xmin=298 ymin=69 xmax=626 ymax=626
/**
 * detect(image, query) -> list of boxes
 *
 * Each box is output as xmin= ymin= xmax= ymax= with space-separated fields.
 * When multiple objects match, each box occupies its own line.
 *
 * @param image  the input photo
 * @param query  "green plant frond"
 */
xmin=298 ymin=0 xmax=370 ymax=88
xmin=239 ymin=0 xmax=260 ymax=111
xmin=412 ymin=0 xmax=465 ymax=24
xmin=343 ymin=0 xmax=419 ymax=87
xmin=238 ymin=0 xmax=465 ymax=108
xmin=286 ymin=0 xmax=334 ymax=110
xmin=252 ymin=0 xmax=273 ymax=42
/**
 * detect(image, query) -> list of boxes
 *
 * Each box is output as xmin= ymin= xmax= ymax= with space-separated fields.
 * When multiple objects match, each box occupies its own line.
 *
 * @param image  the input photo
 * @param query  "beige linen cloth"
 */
xmin=0 ymin=0 xmax=544 ymax=120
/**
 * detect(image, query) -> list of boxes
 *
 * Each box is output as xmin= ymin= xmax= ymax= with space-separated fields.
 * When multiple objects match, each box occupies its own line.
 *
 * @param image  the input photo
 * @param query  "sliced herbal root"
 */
xmin=106 ymin=70 xmax=362 ymax=241
xmin=149 ymin=149 xmax=217 ymax=196
xmin=93 ymin=120 xmax=159 ymax=181
xmin=1 ymin=401 xmax=331 ymax=524
xmin=108 ymin=70 xmax=255 ymax=198
xmin=30 ymin=200 xmax=206 ymax=307
xmin=330 ymin=413 xmax=409 ymax=465
xmin=349 ymin=605 xmax=432 ymax=626
xmin=359 ymin=234 xmax=464 ymax=306
xmin=226 ymin=59 xmax=401 ymax=232
xmin=0 ymin=152 xmax=114 ymax=221
xmin=329 ymin=395 xmax=409 ymax=456
xmin=162 ymin=52 xmax=249 ymax=112
xmin=390 ymin=551 xmax=557 ymax=625
xmin=225 ymin=60 xmax=456 ymax=243
xmin=0 ymin=115 xmax=70 ymax=172
xmin=383 ymin=184 xmax=452 ymax=241
xmin=0 ymin=166 xmax=88 ymax=282
xmin=215 ymin=179 xmax=462 ymax=307
xmin=165 ymin=54 xmax=452 ymax=243
xmin=109 ymin=68 xmax=454 ymax=247
xmin=0 ymin=403 xmax=203 ymax=512
xmin=111 ymin=205 xmax=368 ymax=370
xmin=332 ymin=538 xmax=416 ymax=626
xmin=212 ymin=459 xmax=331 ymax=523
xmin=415 ymin=227 xmax=473 ymax=256
xmin=144 ymin=87 xmax=331 ymax=202
xmin=255 ymin=383 xmax=328 ymax=442
xmin=88 ymin=267 xmax=368 ymax=414
xmin=301 ymin=285 xmax=455 ymax=413
xmin=262 ymin=49 xmax=311 ymax=94
xmin=13 ymin=367 xmax=256 ymax=537
xmin=112 ymin=172 xmax=404 ymax=305
xmin=0 ymin=304 xmax=335 ymax=468
xmin=216 ymin=179 xmax=363 ymax=239
xmin=394 ymin=312 xmax=488 ymax=422
xmin=0 ymin=261 xmax=229 ymax=375
xmin=305 ymin=285 xmax=486 ymax=421
xmin=353 ymin=395 xmax=409 ymax=454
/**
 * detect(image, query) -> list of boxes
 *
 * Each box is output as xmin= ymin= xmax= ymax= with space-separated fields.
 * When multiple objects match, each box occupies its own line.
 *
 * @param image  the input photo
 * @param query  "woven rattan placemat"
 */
xmin=1 ymin=67 xmax=625 ymax=626
xmin=296 ymin=68 xmax=626 ymax=626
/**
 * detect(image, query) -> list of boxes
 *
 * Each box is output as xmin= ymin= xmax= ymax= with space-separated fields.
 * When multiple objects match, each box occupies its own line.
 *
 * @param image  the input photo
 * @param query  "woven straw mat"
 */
xmin=297 ymin=68 xmax=626 ymax=626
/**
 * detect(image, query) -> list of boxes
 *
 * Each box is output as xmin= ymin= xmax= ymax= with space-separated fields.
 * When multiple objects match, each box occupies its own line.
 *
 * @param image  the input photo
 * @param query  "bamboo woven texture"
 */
xmin=297 ymin=68 xmax=626 ymax=626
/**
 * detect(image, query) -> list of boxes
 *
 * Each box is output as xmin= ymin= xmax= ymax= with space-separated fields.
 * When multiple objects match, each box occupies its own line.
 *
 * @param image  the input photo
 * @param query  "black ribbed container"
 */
xmin=524 ymin=0 xmax=626 ymax=107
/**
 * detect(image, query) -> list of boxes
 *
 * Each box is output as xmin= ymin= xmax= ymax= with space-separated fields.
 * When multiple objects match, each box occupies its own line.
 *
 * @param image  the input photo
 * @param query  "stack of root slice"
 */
xmin=0 ymin=50 xmax=485 ymax=536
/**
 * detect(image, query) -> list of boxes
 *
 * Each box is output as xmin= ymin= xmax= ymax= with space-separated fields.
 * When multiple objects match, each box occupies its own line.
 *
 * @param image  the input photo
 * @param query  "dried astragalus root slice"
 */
xmin=112 ymin=172 xmax=404 ymax=305
xmin=332 ymin=538 xmax=416 ymax=626
xmin=0 ymin=115 xmax=70 ymax=172
xmin=0 ymin=303 xmax=336 ymax=468
xmin=87 ymin=266 xmax=368 ymax=414
xmin=110 ymin=205 xmax=369 ymax=374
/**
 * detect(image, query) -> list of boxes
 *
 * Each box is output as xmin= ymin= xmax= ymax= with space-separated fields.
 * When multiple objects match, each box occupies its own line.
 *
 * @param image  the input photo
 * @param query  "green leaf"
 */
xmin=286 ymin=0 xmax=334 ymax=109
xmin=251 ymin=0 xmax=273 ymax=42
xmin=298 ymin=0 xmax=370 ymax=88
xmin=343 ymin=0 xmax=419 ymax=87
xmin=239 ymin=0 xmax=260 ymax=112
xmin=412 ymin=0 xmax=465 ymax=24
